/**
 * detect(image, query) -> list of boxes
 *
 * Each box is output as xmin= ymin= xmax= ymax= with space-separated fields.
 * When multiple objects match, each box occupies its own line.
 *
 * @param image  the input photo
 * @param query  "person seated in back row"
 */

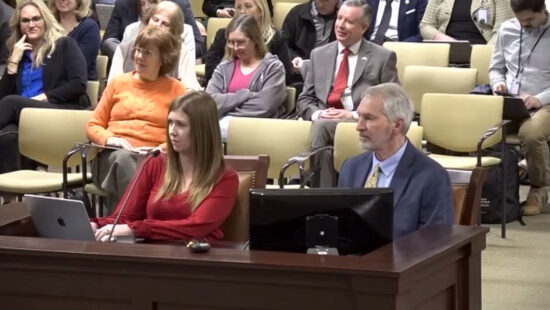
xmin=204 ymin=0 xmax=293 ymax=84
xmin=365 ymin=0 xmax=427 ymax=45
xmin=297 ymin=0 xmax=399 ymax=188
xmin=489 ymin=0 xmax=550 ymax=215
xmin=108 ymin=1 xmax=200 ymax=90
xmin=338 ymin=83 xmax=454 ymax=239
xmin=86 ymin=26 xmax=186 ymax=213
xmin=206 ymin=15 xmax=286 ymax=141
xmin=282 ymin=0 xmax=340 ymax=76
xmin=92 ymin=91 xmax=239 ymax=242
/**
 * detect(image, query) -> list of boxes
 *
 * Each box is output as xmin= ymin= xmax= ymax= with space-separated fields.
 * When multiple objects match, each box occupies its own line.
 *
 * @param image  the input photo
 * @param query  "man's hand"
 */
xmin=292 ymin=57 xmax=304 ymax=69
xmin=216 ymin=8 xmax=235 ymax=17
xmin=106 ymin=137 xmax=134 ymax=151
xmin=319 ymin=108 xmax=354 ymax=120
xmin=522 ymin=94 xmax=542 ymax=110
xmin=493 ymin=83 xmax=508 ymax=95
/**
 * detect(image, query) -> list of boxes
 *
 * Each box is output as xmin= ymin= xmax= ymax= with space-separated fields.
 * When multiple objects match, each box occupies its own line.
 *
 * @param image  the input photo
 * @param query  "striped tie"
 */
xmin=364 ymin=164 xmax=381 ymax=188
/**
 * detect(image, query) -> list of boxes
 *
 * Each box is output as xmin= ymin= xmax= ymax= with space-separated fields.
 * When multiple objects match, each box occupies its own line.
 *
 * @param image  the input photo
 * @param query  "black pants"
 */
xmin=0 ymin=95 xmax=68 ymax=173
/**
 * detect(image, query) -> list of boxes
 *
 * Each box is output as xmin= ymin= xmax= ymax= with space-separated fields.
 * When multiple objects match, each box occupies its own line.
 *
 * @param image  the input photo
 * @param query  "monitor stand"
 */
xmin=307 ymin=246 xmax=339 ymax=256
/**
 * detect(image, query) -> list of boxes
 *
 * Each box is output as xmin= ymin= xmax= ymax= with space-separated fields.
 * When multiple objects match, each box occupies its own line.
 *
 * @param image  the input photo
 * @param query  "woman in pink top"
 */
xmin=92 ymin=91 xmax=239 ymax=242
xmin=205 ymin=15 xmax=286 ymax=140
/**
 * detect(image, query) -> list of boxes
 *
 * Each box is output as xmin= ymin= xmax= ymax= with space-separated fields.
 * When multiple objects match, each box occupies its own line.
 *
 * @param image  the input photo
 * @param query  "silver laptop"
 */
xmin=24 ymin=194 xmax=95 ymax=241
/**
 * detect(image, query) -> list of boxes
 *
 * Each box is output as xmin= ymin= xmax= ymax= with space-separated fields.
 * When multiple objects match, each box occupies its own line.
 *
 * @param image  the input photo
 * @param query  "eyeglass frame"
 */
xmin=20 ymin=16 xmax=43 ymax=25
xmin=226 ymin=38 xmax=251 ymax=49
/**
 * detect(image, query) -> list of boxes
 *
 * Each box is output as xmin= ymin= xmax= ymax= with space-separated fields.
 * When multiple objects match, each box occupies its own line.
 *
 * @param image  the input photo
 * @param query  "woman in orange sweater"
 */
xmin=86 ymin=26 xmax=186 ymax=213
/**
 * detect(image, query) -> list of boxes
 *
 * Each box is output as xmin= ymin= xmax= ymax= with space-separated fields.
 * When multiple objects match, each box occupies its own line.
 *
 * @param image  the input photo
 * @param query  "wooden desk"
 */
xmin=0 ymin=203 xmax=488 ymax=310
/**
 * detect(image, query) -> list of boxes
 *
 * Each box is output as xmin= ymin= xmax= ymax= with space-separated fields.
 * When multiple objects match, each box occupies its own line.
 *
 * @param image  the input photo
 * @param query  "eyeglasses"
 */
xmin=20 ymin=16 xmax=43 ymax=25
xmin=227 ymin=38 xmax=250 ymax=49
xmin=133 ymin=47 xmax=157 ymax=57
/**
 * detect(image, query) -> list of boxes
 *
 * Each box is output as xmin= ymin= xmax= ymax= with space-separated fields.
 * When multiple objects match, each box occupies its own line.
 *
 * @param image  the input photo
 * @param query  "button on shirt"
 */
xmin=370 ymin=0 xmax=401 ymax=41
xmin=489 ymin=14 xmax=550 ymax=105
xmin=367 ymin=140 xmax=408 ymax=188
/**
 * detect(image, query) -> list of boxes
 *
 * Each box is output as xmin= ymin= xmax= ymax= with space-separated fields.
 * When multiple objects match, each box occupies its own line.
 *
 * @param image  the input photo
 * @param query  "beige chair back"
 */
xmin=470 ymin=44 xmax=494 ymax=85
xmin=383 ymin=42 xmax=450 ymax=81
xmin=190 ymin=0 xmax=206 ymax=19
xmin=87 ymin=81 xmax=99 ymax=108
xmin=403 ymin=65 xmax=478 ymax=114
xmin=19 ymin=108 xmax=93 ymax=169
xmin=283 ymin=86 xmax=297 ymax=116
xmin=207 ymin=18 xmax=231 ymax=49
xmin=223 ymin=155 xmax=269 ymax=242
xmin=226 ymin=117 xmax=312 ymax=178
xmin=96 ymin=55 xmax=109 ymax=81
xmin=273 ymin=2 xmax=299 ymax=29
xmin=421 ymin=93 xmax=503 ymax=152
xmin=333 ymin=122 xmax=423 ymax=172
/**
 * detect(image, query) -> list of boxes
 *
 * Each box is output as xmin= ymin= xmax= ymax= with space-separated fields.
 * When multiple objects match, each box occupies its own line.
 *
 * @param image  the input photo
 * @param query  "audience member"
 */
xmin=204 ymin=0 xmax=292 ymax=84
xmin=121 ymin=1 xmax=195 ymax=60
xmin=0 ymin=0 xmax=14 ymax=77
xmin=366 ymin=0 xmax=427 ymax=44
xmin=101 ymin=0 xmax=205 ymax=60
xmin=92 ymin=91 xmax=239 ymax=242
xmin=86 ymin=26 xmax=186 ymax=213
xmin=50 ymin=0 xmax=101 ymax=80
xmin=419 ymin=0 xmax=513 ymax=44
xmin=0 ymin=0 xmax=88 ymax=176
xmin=109 ymin=1 xmax=200 ymax=90
xmin=203 ymin=0 xmax=235 ymax=17
xmin=338 ymin=83 xmax=454 ymax=239
xmin=282 ymin=0 xmax=339 ymax=73
xmin=489 ymin=0 xmax=550 ymax=215
xmin=206 ymin=15 xmax=286 ymax=140
xmin=297 ymin=0 xmax=398 ymax=187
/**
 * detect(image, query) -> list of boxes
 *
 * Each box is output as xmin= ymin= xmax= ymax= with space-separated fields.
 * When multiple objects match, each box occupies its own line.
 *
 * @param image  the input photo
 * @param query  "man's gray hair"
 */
xmin=361 ymin=83 xmax=414 ymax=135
xmin=341 ymin=0 xmax=373 ymax=25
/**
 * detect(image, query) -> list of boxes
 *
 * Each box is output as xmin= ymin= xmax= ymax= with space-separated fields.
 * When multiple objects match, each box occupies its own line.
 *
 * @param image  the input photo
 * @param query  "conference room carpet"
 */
xmin=483 ymin=186 xmax=550 ymax=309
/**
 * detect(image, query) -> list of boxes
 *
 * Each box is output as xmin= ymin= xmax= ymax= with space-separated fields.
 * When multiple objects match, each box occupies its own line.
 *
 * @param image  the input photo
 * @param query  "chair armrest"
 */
xmin=278 ymin=146 xmax=333 ymax=188
xmin=476 ymin=120 xmax=511 ymax=167
xmin=62 ymin=143 xmax=89 ymax=198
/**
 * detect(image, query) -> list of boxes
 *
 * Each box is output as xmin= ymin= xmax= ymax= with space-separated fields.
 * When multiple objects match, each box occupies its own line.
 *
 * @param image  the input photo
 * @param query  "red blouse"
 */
xmin=94 ymin=155 xmax=239 ymax=241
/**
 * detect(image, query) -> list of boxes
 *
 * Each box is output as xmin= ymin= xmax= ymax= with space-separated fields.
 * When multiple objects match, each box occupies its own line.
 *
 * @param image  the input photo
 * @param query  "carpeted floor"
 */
xmin=482 ymin=186 xmax=550 ymax=309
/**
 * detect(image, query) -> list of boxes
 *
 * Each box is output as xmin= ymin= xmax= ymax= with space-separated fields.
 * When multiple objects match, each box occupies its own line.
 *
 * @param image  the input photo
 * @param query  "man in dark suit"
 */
xmin=297 ymin=0 xmax=399 ymax=187
xmin=0 ymin=0 xmax=13 ymax=77
xmin=366 ymin=0 xmax=427 ymax=44
xmin=338 ymin=83 xmax=454 ymax=239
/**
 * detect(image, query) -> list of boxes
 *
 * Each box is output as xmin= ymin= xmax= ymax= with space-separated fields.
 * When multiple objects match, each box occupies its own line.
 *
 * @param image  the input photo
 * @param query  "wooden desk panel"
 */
xmin=0 ymin=203 xmax=487 ymax=310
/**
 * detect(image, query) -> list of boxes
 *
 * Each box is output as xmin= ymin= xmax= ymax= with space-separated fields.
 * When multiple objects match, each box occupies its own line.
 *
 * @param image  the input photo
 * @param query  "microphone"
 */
xmin=107 ymin=148 xmax=161 ymax=242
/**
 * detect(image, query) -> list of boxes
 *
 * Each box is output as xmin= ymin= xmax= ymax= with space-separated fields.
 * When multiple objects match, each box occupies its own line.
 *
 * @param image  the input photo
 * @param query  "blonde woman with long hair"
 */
xmin=205 ymin=0 xmax=293 ymax=84
xmin=50 ymin=0 xmax=101 ymax=80
xmin=92 ymin=91 xmax=239 ymax=242
xmin=0 ymin=0 xmax=88 ymax=176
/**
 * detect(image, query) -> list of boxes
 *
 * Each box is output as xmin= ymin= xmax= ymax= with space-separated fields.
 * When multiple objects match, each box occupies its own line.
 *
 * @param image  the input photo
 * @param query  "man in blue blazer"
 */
xmin=338 ymin=83 xmax=453 ymax=239
xmin=366 ymin=0 xmax=427 ymax=43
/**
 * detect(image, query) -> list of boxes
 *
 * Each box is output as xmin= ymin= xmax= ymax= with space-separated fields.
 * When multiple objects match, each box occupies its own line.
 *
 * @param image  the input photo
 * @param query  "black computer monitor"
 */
xmin=249 ymin=188 xmax=394 ymax=255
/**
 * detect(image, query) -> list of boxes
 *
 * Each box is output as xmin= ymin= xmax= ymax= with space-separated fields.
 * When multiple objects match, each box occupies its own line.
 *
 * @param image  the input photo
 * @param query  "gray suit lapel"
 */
xmin=320 ymin=43 xmax=339 ymax=100
xmin=352 ymin=39 xmax=371 ymax=86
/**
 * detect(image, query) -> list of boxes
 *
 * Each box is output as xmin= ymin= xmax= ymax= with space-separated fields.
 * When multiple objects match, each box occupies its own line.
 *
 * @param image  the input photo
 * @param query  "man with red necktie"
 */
xmin=297 ymin=0 xmax=399 ymax=187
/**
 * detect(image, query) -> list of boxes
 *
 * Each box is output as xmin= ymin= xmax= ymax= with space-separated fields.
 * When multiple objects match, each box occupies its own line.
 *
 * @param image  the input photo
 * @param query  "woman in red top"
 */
xmin=92 ymin=91 xmax=239 ymax=242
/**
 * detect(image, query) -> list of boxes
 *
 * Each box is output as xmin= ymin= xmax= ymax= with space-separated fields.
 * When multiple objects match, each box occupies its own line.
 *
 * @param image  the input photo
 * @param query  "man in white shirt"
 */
xmin=297 ymin=0 xmax=399 ymax=187
xmin=489 ymin=0 xmax=550 ymax=215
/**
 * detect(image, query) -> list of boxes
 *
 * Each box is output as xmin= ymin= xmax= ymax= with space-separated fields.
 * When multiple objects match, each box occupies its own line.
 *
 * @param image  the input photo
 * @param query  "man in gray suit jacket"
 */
xmin=297 ymin=0 xmax=399 ymax=187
